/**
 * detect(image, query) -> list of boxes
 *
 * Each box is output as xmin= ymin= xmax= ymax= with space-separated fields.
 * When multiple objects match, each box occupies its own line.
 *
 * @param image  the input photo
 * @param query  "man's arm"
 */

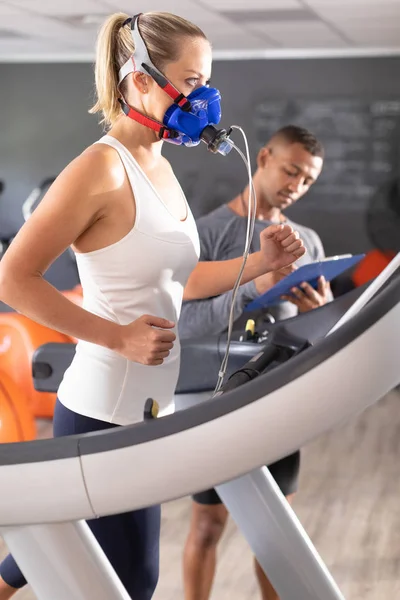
xmin=183 ymin=224 xmax=304 ymax=301
xmin=179 ymin=211 xmax=296 ymax=338
xmin=179 ymin=281 xmax=258 ymax=340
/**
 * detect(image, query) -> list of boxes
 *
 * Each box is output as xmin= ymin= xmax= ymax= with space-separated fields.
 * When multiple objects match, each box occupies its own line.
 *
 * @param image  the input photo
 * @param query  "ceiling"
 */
xmin=1 ymin=0 xmax=400 ymax=61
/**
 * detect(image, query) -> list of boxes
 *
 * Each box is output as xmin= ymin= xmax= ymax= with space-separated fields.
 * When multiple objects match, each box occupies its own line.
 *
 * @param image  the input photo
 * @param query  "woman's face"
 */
xmin=144 ymin=36 xmax=213 ymax=122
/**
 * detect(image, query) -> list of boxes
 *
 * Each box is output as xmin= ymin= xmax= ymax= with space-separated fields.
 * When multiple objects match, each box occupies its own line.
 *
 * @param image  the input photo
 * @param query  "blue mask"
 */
xmin=163 ymin=86 xmax=222 ymax=147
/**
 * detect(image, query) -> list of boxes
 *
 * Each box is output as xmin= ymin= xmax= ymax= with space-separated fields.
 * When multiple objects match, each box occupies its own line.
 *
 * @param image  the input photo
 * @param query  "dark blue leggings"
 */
xmin=0 ymin=399 xmax=161 ymax=599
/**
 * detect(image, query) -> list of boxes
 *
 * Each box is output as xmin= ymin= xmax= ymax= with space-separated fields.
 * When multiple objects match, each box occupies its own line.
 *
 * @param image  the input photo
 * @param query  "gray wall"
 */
xmin=1 ymin=57 xmax=400 ymax=288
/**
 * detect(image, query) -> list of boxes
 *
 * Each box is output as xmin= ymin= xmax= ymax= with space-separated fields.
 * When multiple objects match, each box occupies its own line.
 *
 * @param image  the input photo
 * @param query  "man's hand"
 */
xmin=254 ymin=265 xmax=296 ymax=295
xmin=259 ymin=224 xmax=306 ymax=272
xmin=281 ymin=276 xmax=331 ymax=312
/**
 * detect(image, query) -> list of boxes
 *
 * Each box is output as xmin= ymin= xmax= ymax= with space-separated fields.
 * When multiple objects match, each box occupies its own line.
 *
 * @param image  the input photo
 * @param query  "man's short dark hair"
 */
xmin=270 ymin=125 xmax=324 ymax=159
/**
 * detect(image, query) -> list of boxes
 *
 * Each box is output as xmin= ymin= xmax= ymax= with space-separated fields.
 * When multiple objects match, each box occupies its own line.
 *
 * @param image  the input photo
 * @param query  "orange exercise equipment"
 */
xmin=0 ymin=371 xmax=36 ymax=443
xmin=352 ymin=249 xmax=396 ymax=288
xmin=0 ymin=313 xmax=73 ymax=419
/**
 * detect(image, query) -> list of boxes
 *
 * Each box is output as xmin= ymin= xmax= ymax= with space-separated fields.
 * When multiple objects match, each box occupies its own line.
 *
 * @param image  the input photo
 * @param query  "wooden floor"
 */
xmin=1 ymin=389 xmax=399 ymax=600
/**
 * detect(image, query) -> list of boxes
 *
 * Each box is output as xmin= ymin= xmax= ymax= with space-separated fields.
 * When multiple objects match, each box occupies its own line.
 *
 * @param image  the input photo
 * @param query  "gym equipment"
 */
xmin=367 ymin=175 xmax=400 ymax=255
xmin=8 ymin=257 xmax=400 ymax=600
xmin=352 ymin=248 xmax=396 ymax=287
xmin=0 ymin=313 xmax=71 ymax=419
xmin=0 ymin=371 xmax=36 ymax=443
xmin=0 ymin=256 xmax=399 ymax=599
xmin=349 ymin=174 xmax=400 ymax=287
xmin=330 ymin=174 xmax=400 ymax=295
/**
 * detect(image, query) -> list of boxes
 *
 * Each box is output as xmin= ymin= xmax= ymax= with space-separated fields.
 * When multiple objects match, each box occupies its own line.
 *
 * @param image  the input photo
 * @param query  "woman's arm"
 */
xmin=0 ymin=149 xmax=118 ymax=345
xmin=184 ymin=223 xmax=305 ymax=301
xmin=0 ymin=148 xmax=175 ymax=366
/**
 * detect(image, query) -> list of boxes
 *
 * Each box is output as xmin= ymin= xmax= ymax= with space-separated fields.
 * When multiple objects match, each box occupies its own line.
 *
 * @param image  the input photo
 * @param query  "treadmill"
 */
xmin=0 ymin=256 xmax=399 ymax=600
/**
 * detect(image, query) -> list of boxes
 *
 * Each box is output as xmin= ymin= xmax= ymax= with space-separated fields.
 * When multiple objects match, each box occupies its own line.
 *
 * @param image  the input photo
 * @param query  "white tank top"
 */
xmin=57 ymin=135 xmax=200 ymax=425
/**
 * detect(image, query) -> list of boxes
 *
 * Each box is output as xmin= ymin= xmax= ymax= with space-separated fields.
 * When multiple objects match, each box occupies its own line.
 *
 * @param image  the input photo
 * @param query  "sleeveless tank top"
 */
xmin=57 ymin=135 xmax=200 ymax=425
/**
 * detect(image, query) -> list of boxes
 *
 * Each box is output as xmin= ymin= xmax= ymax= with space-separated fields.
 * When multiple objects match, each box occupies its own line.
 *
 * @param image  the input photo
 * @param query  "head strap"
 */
xmin=118 ymin=14 xmax=191 ymax=111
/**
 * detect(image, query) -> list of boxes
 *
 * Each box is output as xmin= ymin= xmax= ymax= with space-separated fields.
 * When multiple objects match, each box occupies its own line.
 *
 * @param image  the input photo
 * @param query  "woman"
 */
xmin=0 ymin=11 xmax=305 ymax=600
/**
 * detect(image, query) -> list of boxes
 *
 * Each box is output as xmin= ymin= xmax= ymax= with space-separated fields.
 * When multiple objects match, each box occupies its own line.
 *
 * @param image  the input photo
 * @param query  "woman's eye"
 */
xmin=284 ymin=168 xmax=297 ymax=177
xmin=186 ymin=78 xmax=198 ymax=87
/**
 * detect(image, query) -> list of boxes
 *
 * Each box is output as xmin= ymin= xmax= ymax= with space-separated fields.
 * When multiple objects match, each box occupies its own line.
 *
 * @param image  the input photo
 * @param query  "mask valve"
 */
xmin=200 ymin=125 xmax=234 ymax=156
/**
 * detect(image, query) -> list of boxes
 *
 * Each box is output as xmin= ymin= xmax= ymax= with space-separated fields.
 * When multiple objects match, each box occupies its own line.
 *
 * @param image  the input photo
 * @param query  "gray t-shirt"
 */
xmin=179 ymin=204 xmax=326 ymax=339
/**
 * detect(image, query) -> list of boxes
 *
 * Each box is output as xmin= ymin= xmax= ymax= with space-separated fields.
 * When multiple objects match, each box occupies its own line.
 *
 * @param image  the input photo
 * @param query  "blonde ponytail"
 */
xmin=89 ymin=12 xmax=207 ymax=130
xmin=89 ymin=13 xmax=134 ymax=129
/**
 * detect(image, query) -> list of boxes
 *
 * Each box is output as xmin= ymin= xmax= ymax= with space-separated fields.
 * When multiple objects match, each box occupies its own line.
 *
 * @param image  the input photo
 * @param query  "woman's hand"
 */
xmin=117 ymin=315 xmax=176 ymax=365
xmin=259 ymin=224 xmax=305 ymax=272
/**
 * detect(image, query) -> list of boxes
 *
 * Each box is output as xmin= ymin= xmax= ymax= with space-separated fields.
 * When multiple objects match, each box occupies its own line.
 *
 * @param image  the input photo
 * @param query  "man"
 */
xmin=179 ymin=125 xmax=331 ymax=600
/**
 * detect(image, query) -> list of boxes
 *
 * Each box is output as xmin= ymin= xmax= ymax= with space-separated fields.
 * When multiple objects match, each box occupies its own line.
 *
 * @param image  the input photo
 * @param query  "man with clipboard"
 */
xmin=180 ymin=126 xmax=332 ymax=600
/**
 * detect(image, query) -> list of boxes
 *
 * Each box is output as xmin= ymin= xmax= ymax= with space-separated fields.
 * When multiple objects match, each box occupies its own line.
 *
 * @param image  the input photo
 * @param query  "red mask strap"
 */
xmin=118 ymin=99 xmax=177 ymax=140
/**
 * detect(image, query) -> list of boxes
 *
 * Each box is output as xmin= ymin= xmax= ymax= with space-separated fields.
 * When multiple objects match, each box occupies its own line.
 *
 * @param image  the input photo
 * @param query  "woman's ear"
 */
xmin=131 ymin=71 xmax=150 ymax=93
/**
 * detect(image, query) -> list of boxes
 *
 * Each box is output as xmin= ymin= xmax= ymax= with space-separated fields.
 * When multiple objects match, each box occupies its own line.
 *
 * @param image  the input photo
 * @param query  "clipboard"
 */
xmin=244 ymin=253 xmax=365 ymax=312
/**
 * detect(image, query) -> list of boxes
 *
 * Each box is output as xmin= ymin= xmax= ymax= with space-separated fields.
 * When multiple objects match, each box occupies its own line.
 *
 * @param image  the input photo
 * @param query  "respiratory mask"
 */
xmin=118 ymin=14 xmax=233 ymax=156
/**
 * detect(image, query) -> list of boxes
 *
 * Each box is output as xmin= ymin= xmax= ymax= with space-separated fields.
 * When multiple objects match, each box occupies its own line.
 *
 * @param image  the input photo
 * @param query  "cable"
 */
xmin=213 ymin=126 xmax=257 ymax=395
xmin=213 ymin=132 xmax=255 ymax=393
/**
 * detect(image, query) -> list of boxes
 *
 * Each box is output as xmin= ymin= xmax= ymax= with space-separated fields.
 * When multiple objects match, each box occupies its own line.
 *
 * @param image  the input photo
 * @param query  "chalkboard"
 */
xmin=253 ymin=97 xmax=400 ymax=213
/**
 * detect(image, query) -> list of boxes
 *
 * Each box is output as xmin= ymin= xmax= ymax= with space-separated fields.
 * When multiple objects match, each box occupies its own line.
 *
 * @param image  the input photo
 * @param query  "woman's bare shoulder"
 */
xmin=37 ymin=141 xmax=127 ymax=215
xmin=70 ymin=141 xmax=126 ymax=189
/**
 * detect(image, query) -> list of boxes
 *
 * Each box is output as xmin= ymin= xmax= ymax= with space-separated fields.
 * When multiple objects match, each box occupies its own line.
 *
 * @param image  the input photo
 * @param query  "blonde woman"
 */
xmin=0 ymin=12 xmax=304 ymax=600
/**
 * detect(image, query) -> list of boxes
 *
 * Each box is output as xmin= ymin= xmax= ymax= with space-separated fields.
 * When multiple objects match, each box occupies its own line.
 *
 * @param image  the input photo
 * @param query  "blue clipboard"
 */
xmin=244 ymin=253 xmax=365 ymax=312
